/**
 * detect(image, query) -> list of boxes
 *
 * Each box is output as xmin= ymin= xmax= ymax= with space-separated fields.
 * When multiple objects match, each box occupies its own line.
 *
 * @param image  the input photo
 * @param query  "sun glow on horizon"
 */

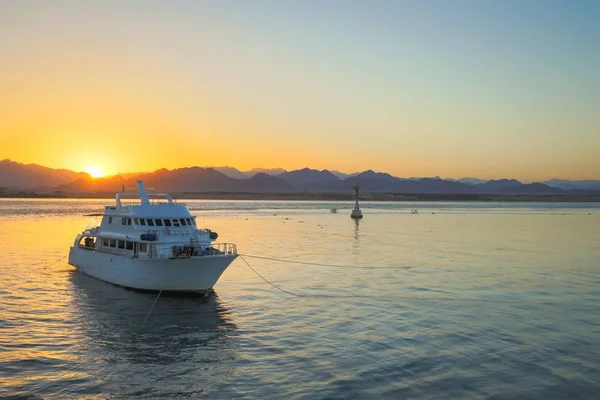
xmin=84 ymin=164 xmax=106 ymax=178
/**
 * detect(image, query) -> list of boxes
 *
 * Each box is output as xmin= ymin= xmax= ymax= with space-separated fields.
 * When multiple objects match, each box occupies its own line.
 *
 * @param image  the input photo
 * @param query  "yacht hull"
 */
xmin=68 ymin=247 xmax=236 ymax=293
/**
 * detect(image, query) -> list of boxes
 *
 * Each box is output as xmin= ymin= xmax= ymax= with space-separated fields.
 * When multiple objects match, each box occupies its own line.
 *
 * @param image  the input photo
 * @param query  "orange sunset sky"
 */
xmin=1 ymin=2 xmax=599 ymax=181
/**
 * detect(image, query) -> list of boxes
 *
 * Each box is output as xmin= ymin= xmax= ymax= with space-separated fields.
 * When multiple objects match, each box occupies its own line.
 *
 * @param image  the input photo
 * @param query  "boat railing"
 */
xmin=121 ymin=199 xmax=183 ymax=207
xmin=151 ymin=243 xmax=237 ymax=259
xmin=212 ymin=243 xmax=238 ymax=255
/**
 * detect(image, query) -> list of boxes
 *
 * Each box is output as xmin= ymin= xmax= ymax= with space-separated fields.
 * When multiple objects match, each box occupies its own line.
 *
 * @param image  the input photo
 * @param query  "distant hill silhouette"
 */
xmin=278 ymin=168 xmax=340 ymax=189
xmin=477 ymin=179 xmax=563 ymax=194
xmin=57 ymin=167 xmax=294 ymax=193
xmin=245 ymin=167 xmax=287 ymax=177
xmin=341 ymin=171 xmax=478 ymax=193
xmin=516 ymin=182 xmax=565 ymax=194
xmin=456 ymin=177 xmax=489 ymax=185
xmin=543 ymin=179 xmax=600 ymax=191
xmin=2 ymin=160 xmax=596 ymax=195
xmin=477 ymin=179 xmax=522 ymax=192
xmin=210 ymin=166 xmax=248 ymax=180
xmin=0 ymin=159 xmax=89 ymax=189
xmin=329 ymin=170 xmax=359 ymax=180
xmin=241 ymin=173 xmax=294 ymax=191
xmin=208 ymin=166 xmax=290 ymax=179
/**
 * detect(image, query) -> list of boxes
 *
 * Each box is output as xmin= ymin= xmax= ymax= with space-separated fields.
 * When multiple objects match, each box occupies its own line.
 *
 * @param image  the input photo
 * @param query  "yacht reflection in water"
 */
xmin=68 ymin=272 xmax=238 ymax=396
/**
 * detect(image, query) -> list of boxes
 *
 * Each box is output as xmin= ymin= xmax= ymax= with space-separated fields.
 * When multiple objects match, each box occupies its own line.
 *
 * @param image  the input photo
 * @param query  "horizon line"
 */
xmin=3 ymin=158 xmax=600 ymax=183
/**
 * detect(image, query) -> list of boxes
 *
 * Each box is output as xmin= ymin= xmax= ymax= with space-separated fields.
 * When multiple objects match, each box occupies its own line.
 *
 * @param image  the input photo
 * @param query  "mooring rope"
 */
xmin=239 ymin=255 xmax=305 ymax=297
xmin=239 ymin=254 xmax=407 ymax=270
xmin=143 ymin=289 xmax=164 ymax=323
xmin=42 ymin=255 xmax=66 ymax=270
xmin=237 ymin=254 xmax=577 ymax=307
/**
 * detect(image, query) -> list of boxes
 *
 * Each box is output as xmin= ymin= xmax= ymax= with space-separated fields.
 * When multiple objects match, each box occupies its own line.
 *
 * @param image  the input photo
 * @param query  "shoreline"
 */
xmin=1 ymin=191 xmax=599 ymax=202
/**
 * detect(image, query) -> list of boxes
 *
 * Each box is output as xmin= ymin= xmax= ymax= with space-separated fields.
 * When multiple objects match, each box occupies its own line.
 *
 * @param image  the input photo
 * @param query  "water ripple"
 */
xmin=1 ymin=200 xmax=600 ymax=398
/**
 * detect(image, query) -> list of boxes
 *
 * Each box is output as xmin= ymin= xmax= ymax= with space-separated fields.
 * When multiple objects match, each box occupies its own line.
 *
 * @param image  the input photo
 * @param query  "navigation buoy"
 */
xmin=351 ymin=185 xmax=363 ymax=219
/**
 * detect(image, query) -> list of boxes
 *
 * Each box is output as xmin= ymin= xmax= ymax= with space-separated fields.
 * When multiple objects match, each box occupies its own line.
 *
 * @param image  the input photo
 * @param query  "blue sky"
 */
xmin=1 ymin=0 xmax=599 ymax=179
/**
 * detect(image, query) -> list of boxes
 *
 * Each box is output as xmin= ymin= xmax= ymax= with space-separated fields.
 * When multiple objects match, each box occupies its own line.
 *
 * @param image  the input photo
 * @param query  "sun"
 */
xmin=84 ymin=164 xmax=106 ymax=178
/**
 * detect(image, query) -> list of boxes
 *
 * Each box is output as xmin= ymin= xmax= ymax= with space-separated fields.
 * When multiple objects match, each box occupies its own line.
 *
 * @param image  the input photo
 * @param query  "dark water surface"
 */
xmin=1 ymin=200 xmax=599 ymax=399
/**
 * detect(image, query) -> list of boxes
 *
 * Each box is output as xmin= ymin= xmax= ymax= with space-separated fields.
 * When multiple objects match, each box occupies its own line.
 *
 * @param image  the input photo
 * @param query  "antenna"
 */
xmin=159 ymin=174 xmax=169 ymax=193
xmin=353 ymin=184 xmax=360 ymax=200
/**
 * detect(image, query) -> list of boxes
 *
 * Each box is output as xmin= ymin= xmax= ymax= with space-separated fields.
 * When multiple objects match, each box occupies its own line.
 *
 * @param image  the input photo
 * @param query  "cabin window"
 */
xmin=108 ymin=216 xmax=113 ymax=224
xmin=140 ymin=218 xmax=146 ymax=226
xmin=121 ymin=218 xmax=126 ymax=225
xmin=139 ymin=243 xmax=147 ymax=253
xmin=186 ymin=218 xmax=192 ymax=225
xmin=102 ymin=239 xmax=109 ymax=247
xmin=126 ymin=241 xmax=134 ymax=250
xmin=109 ymin=239 xmax=116 ymax=248
xmin=134 ymin=218 xmax=139 ymax=225
xmin=155 ymin=219 xmax=163 ymax=226
xmin=147 ymin=219 xmax=154 ymax=226
xmin=180 ymin=218 xmax=187 ymax=226
xmin=81 ymin=237 xmax=96 ymax=247
xmin=173 ymin=219 xmax=180 ymax=227
xmin=164 ymin=219 xmax=172 ymax=227
xmin=118 ymin=240 xmax=125 ymax=249
xmin=128 ymin=218 xmax=132 ymax=225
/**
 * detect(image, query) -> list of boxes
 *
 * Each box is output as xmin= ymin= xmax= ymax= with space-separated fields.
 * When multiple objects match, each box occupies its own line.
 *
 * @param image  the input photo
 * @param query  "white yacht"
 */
xmin=68 ymin=181 xmax=237 ymax=294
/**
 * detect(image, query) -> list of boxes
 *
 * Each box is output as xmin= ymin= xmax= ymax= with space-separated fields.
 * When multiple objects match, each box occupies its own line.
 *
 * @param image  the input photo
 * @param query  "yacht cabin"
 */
xmin=75 ymin=181 xmax=226 ymax=260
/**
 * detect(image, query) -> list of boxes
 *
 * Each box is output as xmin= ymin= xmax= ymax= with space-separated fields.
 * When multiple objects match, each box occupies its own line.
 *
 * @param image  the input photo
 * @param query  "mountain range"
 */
xmin=0 ymin=159 xmax=89 ymax=189
xmin=209 ymin=166 xmax=354 ymax=180
xmin=1 ymin=159 xmax=599 ymax=195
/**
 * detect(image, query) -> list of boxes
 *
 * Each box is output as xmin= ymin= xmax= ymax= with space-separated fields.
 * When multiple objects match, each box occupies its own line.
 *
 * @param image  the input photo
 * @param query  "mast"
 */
xmin=137 ymin=180 xmax=150 ymax=205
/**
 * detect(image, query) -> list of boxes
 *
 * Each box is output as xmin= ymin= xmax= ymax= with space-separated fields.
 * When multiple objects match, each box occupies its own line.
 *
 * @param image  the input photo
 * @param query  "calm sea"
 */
xmin=1 ymin=199 xmax=599 ymax=399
